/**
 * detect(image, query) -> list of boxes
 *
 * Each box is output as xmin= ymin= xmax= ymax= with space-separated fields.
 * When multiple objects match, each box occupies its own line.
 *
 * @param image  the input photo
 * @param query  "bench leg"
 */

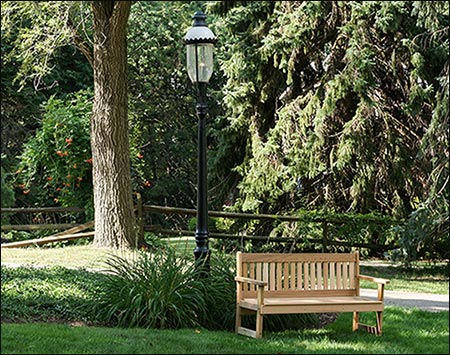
xmin=352 ymin=312 xmax=359 ymax=331
xmin=235 ymin=307 xmax=263 ymax=338
xmin=255 ymin=309 xmax=263 ymax=339
xmin=376 ymin=311 xmax=383 ymax=335
xmin=354 ymin=311 xmax=383 ymax=335
xmin=235 ymin=305 xmax=242 ymax=333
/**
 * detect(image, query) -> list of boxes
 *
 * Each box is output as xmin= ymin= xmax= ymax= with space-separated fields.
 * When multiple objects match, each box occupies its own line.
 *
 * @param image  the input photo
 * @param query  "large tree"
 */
xmin=91 ymin=1 xmax=137 ymax=248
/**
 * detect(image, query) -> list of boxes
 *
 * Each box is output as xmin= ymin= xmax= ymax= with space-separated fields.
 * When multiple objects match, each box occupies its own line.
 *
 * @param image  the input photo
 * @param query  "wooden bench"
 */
xmin=235 ymin=251 xmax=390 ymax=338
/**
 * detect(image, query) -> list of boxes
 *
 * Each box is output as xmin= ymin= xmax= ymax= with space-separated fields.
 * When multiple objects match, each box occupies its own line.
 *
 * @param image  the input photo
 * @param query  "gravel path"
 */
xmin=360 ymin=288 xmax=449 ymax=312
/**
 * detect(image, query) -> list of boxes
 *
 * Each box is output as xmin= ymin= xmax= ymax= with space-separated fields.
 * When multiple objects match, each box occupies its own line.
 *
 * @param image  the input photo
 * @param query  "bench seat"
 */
xmin=239 ymin=296 xmax=384 ymax=313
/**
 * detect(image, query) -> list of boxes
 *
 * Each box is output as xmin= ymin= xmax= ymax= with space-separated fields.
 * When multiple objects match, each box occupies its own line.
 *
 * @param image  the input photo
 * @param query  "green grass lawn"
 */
xmin=2 ymin=308 xmax=449 ymax=354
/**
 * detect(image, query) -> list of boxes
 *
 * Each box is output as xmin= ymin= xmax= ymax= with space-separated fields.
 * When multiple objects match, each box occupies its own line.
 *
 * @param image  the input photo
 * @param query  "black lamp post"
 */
xmin=185 ymin=11 xmax=216 ymax=272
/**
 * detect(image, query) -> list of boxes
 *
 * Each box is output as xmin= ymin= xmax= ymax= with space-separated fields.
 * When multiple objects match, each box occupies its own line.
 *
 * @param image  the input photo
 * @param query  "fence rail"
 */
xmin=1 ymin=202 xmax=398 ymax=251
xmin=142 ymin=205 xmax=397 ymax=251
xmin=1 ymin=207 xmax=84 ymax=213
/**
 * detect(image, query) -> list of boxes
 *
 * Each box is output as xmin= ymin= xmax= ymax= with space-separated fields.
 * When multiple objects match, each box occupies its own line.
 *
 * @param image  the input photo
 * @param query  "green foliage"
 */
xmin=142 ymin=232 xmax=171 ymax=250
xmin=126 ymin=1 xmax=218 ymax=209
xmin=1 ymin=2 xmax=92 ymax=183
xmin=1 ymin=1 xmax=92 ymax=91
xmin=389 ymin=205 xmax=449 ymax=266
xmin=207 ymin=1 xmax=449 ymax=261
xmin=188 ymin=217 xmax=220 ymax=232
xmin=92 ymin=249 xmax=271 ymax=331
xmin=1 ymin=0 xmax=448 ymax=262
xmin=15 ymin=90 xmax=93 ymax=212
xmin=196 ymin=252 xmax=237 ymax=330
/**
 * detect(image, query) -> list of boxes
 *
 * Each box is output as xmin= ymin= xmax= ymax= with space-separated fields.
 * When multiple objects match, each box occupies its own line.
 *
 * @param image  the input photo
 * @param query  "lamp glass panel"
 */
xmin=186 ymin=43 xmax=214 ymax=83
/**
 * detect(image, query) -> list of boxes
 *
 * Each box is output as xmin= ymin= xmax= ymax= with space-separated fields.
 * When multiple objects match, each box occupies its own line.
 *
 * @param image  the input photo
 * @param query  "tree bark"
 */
xmin=91 ymin=1 xmax=137 ymax=248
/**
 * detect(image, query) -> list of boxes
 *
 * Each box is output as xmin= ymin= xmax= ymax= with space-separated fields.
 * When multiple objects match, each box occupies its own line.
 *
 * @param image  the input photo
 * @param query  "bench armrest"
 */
xmin=358 ymin=274 xmax=390 ymax=285
xmin=235 ymin=276 xmax=267 ymax=287
xmin=358 ymin=274 xmax=389 ymax=302
xmin=235 ymin=276 xmax=266 ymax=308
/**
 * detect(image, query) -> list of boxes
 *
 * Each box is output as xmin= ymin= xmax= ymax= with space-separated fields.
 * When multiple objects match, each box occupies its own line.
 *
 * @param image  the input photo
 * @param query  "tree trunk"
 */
xmin=91 ymin=1 xmax=136 ymax=249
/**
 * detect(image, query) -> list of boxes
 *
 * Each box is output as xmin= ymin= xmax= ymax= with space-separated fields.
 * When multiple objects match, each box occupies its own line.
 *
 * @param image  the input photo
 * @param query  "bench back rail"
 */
xmin=236 ymin=252 xmax=360 ymax=299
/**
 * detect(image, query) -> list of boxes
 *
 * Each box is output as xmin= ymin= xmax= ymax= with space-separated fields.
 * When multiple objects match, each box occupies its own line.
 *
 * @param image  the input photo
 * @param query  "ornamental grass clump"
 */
xmin=93 ymin=249 xmax=206 ymax=329
xmin=196 ymin=252 xmax=237 ymax=330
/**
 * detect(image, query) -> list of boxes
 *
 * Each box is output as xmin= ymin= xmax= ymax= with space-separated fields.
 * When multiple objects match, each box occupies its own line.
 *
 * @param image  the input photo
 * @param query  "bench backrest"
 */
xmin=236 ymin=252 xmax=360 ymax=298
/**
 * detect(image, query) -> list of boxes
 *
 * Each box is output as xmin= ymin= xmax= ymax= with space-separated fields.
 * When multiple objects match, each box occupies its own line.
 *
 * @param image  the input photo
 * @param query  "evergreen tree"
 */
xmin=210 ymin=1 xmax=448 ymax=218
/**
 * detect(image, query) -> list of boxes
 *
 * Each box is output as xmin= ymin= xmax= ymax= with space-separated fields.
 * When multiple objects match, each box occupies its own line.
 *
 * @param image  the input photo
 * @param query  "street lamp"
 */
xmin=185 ymin=11 xmax=216 ymax=271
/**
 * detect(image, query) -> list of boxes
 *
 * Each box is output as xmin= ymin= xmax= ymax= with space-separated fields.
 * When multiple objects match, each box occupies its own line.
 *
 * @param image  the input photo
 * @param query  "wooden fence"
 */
xmin=1 ymin=207 xmax=85 ymax=231
xmin=141 ymin=205 xmax=397 ymax=251
xmin=1 ymin=197 xmax=398 ymax=251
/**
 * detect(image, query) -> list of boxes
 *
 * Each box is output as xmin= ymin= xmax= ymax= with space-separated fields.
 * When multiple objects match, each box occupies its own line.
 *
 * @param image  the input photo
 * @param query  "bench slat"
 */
xmin=296 ymin=263 xmax=301 ymax=290
xmin=323 ymin=262 xmax=329 ymax=290
xmin=242 ymin=296 xmax=382 ymax=306
xmin=349 ymin=262 xmax=355 ymax=289
xmin=304 ymin=263 xmax=309 ymax=290
xmin=330 ymin=262 xmax=335 ymax=289
xmin=276 ymin=263 xmax=282 ymax=290
xmin=256 ymin=262 xmax=262 ymax=289
xmin=269 ymin=263 xmax=276 ymax=290
xmin=249 ymin=262 xmax=254 ymax=291
xmin=336 ymin=262 xmax=342 ymax=289
xmin=343 ymin=262 xmax=348 ymax=289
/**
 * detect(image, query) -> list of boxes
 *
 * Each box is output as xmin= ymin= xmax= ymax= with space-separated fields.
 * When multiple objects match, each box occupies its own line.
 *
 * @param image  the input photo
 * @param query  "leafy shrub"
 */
xmin=143 ymin=232 xmax=172 ymax=250
xmin=93 ymin=249 xmax=238 ymax=331
xmin=93 ymin=249 xmax=206 ymax=329
xmin=15 ymin=90 xmax=93 ymax=213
